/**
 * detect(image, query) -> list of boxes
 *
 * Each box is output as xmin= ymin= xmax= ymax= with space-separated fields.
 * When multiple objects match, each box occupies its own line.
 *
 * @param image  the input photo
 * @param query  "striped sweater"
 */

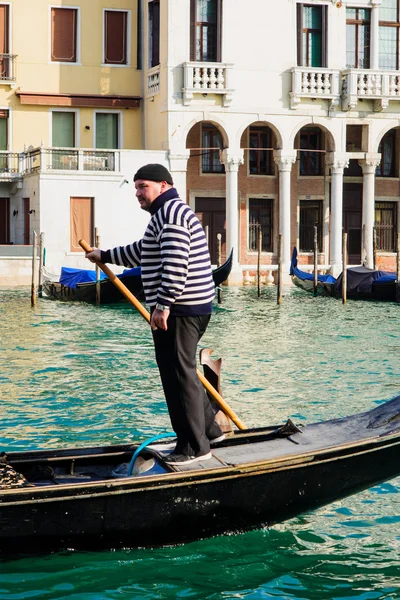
xmin=101 ymin=188 xmax=215 ymax=316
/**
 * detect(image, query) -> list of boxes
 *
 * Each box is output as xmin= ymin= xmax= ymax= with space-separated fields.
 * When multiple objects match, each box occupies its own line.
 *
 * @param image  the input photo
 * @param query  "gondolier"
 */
xmin=85 ymin=163 xmax=224 ymax=465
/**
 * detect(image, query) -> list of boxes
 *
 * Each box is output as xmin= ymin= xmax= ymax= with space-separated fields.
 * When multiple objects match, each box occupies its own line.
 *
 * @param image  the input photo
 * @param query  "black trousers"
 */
xmin=152 ymin=314 xmax=221 ymax=457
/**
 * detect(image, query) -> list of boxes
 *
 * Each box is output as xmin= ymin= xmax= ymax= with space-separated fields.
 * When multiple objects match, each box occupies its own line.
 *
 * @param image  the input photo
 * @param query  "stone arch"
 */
xmin=289 ymin=119 xmax=337 ymax=152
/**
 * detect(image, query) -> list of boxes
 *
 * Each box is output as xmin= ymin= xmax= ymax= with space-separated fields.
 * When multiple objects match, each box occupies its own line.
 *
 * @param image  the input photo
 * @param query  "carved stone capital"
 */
xmin=273 ymin=150 xmax=297 ymax=172
xmin=220 ymin=149 xmax=244 ymax=171
xmin=359 ymin=154 xmax=381 ymax=173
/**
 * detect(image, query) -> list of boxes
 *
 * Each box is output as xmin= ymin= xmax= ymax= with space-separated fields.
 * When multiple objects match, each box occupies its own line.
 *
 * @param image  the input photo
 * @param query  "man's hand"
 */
xmin=85 ymin=248 xmax=101 ymax=263
xmin=151 ymin=308 xmax=170 ymax=331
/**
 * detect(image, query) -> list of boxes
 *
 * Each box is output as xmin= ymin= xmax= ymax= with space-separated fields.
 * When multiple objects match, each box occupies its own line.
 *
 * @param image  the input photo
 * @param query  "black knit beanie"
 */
xmin=133 ymin=163 xmax=174 ymax=185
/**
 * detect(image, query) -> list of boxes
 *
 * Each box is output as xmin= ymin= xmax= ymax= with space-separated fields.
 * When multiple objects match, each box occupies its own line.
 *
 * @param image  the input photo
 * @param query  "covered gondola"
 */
xmin=42 ymin=250 xmax=233 ymax=303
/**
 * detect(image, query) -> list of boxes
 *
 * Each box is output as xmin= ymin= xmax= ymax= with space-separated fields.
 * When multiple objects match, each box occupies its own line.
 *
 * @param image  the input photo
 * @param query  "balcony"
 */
xmin=0 ymin=152 xmax=23 ymax=181
xmin=0 ymin=54 xmax=17 ymax=86
xmin=290 ymin=67 xmax=341 ymax=110
xmin=147 ymin=65 xmax=160 ymax=97
xmin=341 ymin=69 xmax=400 ymax=111
xmin=22 ymin=147 xmax=121 ymax=174
xmin=182 ymin=61 xmax=234 ymax=106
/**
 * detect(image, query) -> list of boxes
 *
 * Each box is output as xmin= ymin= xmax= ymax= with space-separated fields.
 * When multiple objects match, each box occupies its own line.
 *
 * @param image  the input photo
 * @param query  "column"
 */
xmin=221 ymin=150 xmax=244 ymax=283
xmin=359 ymin=155 xmax=381 ymax=268
xmin=168 ymin=151 xmax=190 ymax=202
xmin=273 ymin=151 xmax=297 ymax=283
xmin=328 ymin=157 xmax=348 ymax=277
xmin=370 ymin=1 xmax=381 ymax=71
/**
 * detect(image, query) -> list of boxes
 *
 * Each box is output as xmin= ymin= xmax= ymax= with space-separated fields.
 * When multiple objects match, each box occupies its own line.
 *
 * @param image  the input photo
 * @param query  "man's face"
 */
xmin=135 ymin=179 xmax=167 ymax=211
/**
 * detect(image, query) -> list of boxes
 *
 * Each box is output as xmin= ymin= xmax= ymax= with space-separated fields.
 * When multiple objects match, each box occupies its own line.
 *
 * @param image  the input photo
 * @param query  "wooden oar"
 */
xmin=79 ymin=239 xmax=246 ymax=430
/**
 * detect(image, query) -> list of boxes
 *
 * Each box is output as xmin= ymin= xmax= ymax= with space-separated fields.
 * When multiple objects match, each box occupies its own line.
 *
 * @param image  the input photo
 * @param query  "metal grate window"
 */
xmin=248 ymin=198 xmax=273 ymax=252
xmin=375 ymin=201 xmax=397 ymax=251
xmin=299 ymin=200 xmax=323 ymax=251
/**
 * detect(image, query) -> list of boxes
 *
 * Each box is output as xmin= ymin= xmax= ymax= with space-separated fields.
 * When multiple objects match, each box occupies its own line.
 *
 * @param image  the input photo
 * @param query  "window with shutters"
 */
xmin=249 ymin=127 xmax=274 ymax=176
xmin=248 ymin=198 xmax=273 ymax=252
xmin=299 ymin=128 xmax=324 ymax=176
xmin=299 ymin=200 xmax=323 ymax=251
xmin=375 ymin=202 xmax=397 ymax=251
xmin=70 ymin=197 xmax=94 ymax=252
xmin=95 ymin=113 xmax=119 ymax=149
xmin=51 ymin=7 xmax=78 ymax=63
xmin=104 ymin=10 xmax=128 ymax=65
xmin=190 ymin=0 xmax=222 ymax=62
xmin=0 ymin=109 xmax=8 ymax=151
xmin=52 ymin=111 xmax=77 ymax=169
xmin=148 ymin=0 xmax=160 ymax=67
xmin=0 ymin=4 xmax=10 ymax=78
xmin=297 ymin=4 xmax=327 ymax=67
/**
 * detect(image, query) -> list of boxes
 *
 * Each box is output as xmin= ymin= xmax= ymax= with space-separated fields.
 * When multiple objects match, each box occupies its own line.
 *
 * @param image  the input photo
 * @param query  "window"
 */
xmin=299 ymin=128 xmax=323 ymax=176
xmin=375 ymin=202 xmax=397 ymax=251
xmin=190 ymin=0 xmax=222 ymax=62
xmin=299 ymin=200 xmax=323 ymax=252
xmin=70 ymin=197 xmax=93 ymax=252
xmin=377 ymin=130 xmax=397 ymax=177
xmin=104 ymin=10 xmax=128 ymax=65
xmin=297 ymin=4 xmax=327 ymax=67
xmin=148 ymin=0 xmax=160 ymax=67
xmin=95 ymin=113 xmax=119 ymax=149
xmin=379 ymin=0 xmax=400 ymax=70
xmin=249 ymin=127 xmax=273 ymax=175
xmin=346 ymin=8 xmax=370 ymax=68
xmin=248 ymin=198 xmax=273 ymax=252
xmin=0 ymin=109 xmax=8 ymax=151
xmin=51 ymin=7 xmax=78 ymax=63
xmin=0 ymin=4 xmax=10 ymax=78
xmin=52 ymin=112 xmax=75 ymax=147
xmin=201 ymin=123 xmax=224 ymax=173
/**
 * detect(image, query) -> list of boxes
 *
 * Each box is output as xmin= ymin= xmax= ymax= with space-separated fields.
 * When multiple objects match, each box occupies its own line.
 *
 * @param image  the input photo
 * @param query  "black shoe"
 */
xmin=164 ymin=452 xmax=212 ymax=465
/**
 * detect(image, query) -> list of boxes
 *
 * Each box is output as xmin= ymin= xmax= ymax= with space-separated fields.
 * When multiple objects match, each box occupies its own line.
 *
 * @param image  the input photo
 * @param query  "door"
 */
xmin=70 ymin=197 xmax=93 ymax=251
xmin=23 ymin=198 xmax=30 ymax=245
xmin=195 ymin=197 xmax=226 ymax=264
xmin=0 ymin=196 xmax=9 ymax=243
xmin=343 ymin=184 xmax=362 ymax=264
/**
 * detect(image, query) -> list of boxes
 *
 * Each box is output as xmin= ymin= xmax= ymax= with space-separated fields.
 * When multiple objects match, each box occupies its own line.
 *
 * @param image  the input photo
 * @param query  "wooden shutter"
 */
xmin=0 ymin=197 xmax=9 ymax=244
xmin=297 ymin=4 xmax=303 ymax=67
xmin=0 ymin=4 xmax=9 ymax=78
xmin=322 ymin=5 xmax=327 ymax=68
xmin=51 ymin=8 xmax=77 ymax=62
xmin=70 ymin=197 xmax=93 ymax=252
xmin=105 ymin=10 xmax=127 ymax=64
xmin=190 ymin=0 xmax=196 ymax=61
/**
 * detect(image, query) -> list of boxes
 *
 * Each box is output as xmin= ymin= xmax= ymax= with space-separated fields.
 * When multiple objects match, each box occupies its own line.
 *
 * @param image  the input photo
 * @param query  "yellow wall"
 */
xmin=0 ymin=0 xmax=142 ymax=150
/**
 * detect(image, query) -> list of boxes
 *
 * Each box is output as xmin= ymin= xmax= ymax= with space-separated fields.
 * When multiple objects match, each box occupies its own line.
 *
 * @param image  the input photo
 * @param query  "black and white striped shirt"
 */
xmin=101 ymin=188 xmax=215 ymax=316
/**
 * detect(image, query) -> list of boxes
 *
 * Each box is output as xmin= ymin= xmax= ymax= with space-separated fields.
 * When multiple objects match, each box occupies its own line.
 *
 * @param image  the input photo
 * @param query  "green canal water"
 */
xmin=1 ymin=286 xmax=400 ymax=599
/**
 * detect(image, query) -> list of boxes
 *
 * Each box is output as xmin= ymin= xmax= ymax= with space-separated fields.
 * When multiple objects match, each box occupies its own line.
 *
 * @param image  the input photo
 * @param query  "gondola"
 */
xmin=1 ymin=393 xmax=400 ymax=557
xmin=42 ymin=250 xmax=233 ymax=303
xmin=290 ymin=247 xmax=398 ymax=301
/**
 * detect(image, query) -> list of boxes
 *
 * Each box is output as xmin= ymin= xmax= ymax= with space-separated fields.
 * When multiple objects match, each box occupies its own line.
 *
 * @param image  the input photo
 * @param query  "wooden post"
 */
xmin=31 ymin=231 xmax=38 ymax=307
xmin=277 ymin=234 xmax=283 ymax=305
xmin=373 ymin=227 xmax=377 ymax=270
xmin=257 ymin=225 xmax=262 ymax=297
xmin=217 ymin=233 xmax=222 ymax=304
xmin=313 ymin=225 xmax=318 ymax=296
xmin=396 ymin=234 xmax=400 ymax=303
xmin=95 ymin=227 xmax=101 ymax=306
xmin=38 ymin=232 xmax=45 ymax=297
xmin=204 ymin=224 xmax=209 ymax=247
xmin=342 ymin=231 xmax=347 ymax=305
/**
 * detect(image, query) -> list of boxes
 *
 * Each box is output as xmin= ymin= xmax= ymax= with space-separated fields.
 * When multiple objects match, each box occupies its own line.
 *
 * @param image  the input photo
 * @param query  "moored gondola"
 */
xmin=42 ymin=250 xmax=233 ymax=303
xmin=1 ymin=393 xmax=400 ymax=557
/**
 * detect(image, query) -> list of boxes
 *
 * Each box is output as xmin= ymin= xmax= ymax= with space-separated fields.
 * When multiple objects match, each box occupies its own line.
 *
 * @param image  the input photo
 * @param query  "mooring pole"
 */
xmin=95 ymin=227 xmax=101 ymax=306
xmin=38 ymin=232 xmax=45 ymax=297
xmin=31 ymin=231 xmax=38 ymax=308
xmin=313 ymin=225 xmax=318 ymax=296
xmin=342 ymin=231 xmax=347 ymax=305
xmin=257 ymin=225 xmax=262 ymax=297
xmin=217 ymin=233 xmax=222 ymax=304
xmin=373 ymin=227 xmax=377 ymax=270
xmin=396 ymin=234 xmax=400 ymax=303
xmin=277 ymin=234 xmax=283 ymax=305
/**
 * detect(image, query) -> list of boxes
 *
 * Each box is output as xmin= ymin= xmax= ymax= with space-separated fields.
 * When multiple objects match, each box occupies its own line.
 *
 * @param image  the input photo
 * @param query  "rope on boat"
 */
xmin=127 ymin=432 xmax=175 ymax=476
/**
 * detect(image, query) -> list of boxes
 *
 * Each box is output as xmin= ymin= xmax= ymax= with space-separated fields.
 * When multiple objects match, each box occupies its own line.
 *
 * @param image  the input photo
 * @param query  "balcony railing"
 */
xmin=0 ymin=54 xmax=17 ymax=84
xmin=341 ymin=69 xmax=400 ymax=111
xmin=0 ymin=151 xmax=22 ymax=181
xmin=290 ymin=67 xmax=341 ymax=110
xmin=22 ymin=147 xmax=120 ymax=174
xmin=182 ymin=61 xmax=234 ymax=106
xmin=147 ymin=65 xmax=160 ymax=96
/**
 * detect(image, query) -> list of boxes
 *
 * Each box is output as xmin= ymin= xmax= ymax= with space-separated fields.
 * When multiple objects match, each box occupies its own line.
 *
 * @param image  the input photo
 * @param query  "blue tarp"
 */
xmin=59 ymin=266 xmax=141 ymax=289
xmin=290 ymin=247 xmax=337 ymax=284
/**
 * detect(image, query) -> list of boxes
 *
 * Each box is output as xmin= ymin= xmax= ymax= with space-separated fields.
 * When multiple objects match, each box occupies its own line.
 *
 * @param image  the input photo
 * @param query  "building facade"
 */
xmin=2 ymin=0 xmax=400 ymax=284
